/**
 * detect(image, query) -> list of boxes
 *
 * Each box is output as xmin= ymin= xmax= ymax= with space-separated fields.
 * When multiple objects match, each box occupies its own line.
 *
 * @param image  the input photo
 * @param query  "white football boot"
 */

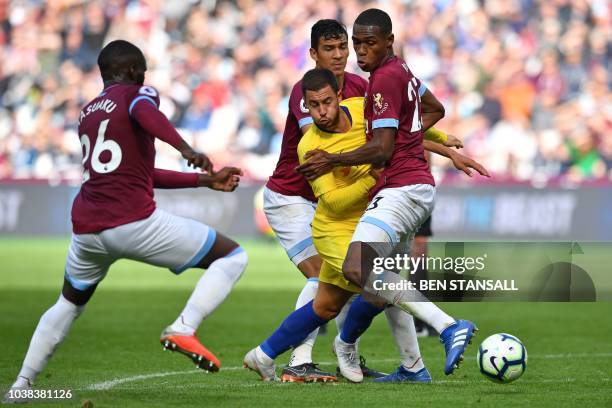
xmin=243 ymin=347 xmax=278 ymax=381
xmin=3 ymin=376 xmax=32 ymax=404
xmin=333 ymin=335 xmax=363 ymax=383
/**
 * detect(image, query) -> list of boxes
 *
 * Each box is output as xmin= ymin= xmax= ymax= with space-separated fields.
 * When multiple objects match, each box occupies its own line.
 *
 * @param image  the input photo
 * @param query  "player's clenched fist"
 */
xmin=198 ymin=167 xmax=243 ymax=192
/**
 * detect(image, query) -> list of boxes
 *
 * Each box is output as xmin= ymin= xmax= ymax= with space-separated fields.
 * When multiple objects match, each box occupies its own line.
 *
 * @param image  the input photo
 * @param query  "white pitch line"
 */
xmin=87 ymin=366 xmax=246 ymax=391
xmin=86 ymin=352 xmax=612 ymax=391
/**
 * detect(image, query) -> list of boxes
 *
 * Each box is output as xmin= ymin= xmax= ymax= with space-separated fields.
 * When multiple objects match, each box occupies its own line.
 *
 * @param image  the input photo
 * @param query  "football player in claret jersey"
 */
xmin=297 ymin=9 xmax=486 ymax=376
xmin=4 ymin=40 xmax=246 ymax=401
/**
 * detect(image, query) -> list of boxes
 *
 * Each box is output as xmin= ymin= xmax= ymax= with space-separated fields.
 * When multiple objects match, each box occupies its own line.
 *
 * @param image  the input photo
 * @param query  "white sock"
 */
xmin=288 ymin=278 xmax=318 ymax=366
xmin=12 ymin=376 xmax=31 ymax=389
xmin=16 ymin=295 xmax=84 ymax=385
xmin=365 ymin=271 xmax=455 ymax=334
xmin=334 ymin=294 xmax=357 ymax=333
xmin=256 ymin=345 xmax=275 ymax=365
xmin=335 ymin=334 xmax=359 ymax=352
xmin=384 ymin=306 xmax=425 ymax=372
xmin=399 ymin=301 xmax=455 ymax=334
xmin=170 ymin=248 xmax=247 ymax=334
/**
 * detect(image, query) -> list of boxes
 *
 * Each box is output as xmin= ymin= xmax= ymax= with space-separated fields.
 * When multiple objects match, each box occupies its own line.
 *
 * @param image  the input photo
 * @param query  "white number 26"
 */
xmin=80 ymin=119 xmax=122 ymax=183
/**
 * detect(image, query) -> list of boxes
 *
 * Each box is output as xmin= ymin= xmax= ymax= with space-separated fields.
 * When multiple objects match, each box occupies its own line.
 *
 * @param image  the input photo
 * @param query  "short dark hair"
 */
xmin=301 ymin=68 xmax=339 ymax=96
xmin=97 ymin=40 xmax=145 ymax=80
xmin=354 ymin=8 xmax=392 ymax=36
xmin=311 ymin=19 xmax=348 ymax=49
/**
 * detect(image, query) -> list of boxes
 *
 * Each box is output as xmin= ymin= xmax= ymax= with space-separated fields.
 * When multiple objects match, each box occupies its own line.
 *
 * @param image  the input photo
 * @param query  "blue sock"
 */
xmin=260 ymin=300 xmax=328 ymax=359
xmin=340 ymin=295 xmax=385 ymax=344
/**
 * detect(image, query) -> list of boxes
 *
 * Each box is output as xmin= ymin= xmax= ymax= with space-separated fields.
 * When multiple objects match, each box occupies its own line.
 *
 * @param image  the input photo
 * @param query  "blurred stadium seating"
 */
xmin=0 ymin=0 xmax=609 ymax=185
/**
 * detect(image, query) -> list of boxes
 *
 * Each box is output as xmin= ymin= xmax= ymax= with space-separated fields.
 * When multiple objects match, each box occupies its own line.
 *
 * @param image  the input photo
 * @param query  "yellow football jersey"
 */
xmin=297 ymin=97 xmax=374 ymax=222
xmin=297 ymin=97 xmax=375 ymax=293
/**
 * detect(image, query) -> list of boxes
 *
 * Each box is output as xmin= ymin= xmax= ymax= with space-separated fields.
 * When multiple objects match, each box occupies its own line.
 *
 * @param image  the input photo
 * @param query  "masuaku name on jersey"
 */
xmin=78 ymin=99 xmax=117 ymax=125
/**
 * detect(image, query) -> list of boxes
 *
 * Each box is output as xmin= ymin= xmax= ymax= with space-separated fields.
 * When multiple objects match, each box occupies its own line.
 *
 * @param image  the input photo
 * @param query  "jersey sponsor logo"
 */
xmin=299 ymin=98 xmax=309 ymax=113
xmin=373 ymin=93 xmax=389 ymax=116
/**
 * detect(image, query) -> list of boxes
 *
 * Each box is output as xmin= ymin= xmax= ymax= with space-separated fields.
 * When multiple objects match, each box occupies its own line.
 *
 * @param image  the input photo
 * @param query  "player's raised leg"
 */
xmin=343 ymin=186 xmax=477 ymax=375
xmin=101 ymin=209 xmax=247 ymax=372
xmin=160 ymin=231 xmax=246 ymax=372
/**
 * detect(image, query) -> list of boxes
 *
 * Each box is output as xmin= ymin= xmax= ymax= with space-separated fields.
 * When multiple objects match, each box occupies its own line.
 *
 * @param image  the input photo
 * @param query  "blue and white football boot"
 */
xmin=373 ymin=366 xmax=432 ymax=383
xmin=440 ymin=320 xmax=478 ymax=375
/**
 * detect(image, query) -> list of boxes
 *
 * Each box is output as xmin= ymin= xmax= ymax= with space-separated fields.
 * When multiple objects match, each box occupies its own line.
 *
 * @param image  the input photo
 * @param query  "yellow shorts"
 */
xmin=319 ymin=260 xmax=361 ymax=293
xmin=313 ymin=221 xmax=361 ymax=293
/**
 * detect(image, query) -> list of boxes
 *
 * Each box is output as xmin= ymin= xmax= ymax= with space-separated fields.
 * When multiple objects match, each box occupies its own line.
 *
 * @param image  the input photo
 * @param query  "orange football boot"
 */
xmin=160 ymin=329 xmax=221 ymax=372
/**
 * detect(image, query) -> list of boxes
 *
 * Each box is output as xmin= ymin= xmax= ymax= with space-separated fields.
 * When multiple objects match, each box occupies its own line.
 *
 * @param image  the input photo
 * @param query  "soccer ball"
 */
xmin=477 ymin=333 xmax=527 ymax=383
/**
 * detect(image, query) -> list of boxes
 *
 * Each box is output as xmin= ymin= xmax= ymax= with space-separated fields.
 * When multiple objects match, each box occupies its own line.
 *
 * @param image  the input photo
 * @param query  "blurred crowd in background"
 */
xmin=0 ymin=0 xmax=609 ymax=185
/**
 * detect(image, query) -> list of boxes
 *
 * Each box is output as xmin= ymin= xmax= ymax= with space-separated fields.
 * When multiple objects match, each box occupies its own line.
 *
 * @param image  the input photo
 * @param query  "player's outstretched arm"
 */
xmin=153 ymin=168 xmax=199 ymax=189
xmin=198 ymin=167 xmax=243 ymax=192
xmin=443 ymin=134 xmax=463 ymax=149
xmin=296 ymin=128 xmax=396 ymax=181
xmin=423 ymin=140 xmax=489 ymax=177
xmin=153 ymin=167 xmax=242 ymax=191
xmin=131 ymin=101 xmax=213 ymax=174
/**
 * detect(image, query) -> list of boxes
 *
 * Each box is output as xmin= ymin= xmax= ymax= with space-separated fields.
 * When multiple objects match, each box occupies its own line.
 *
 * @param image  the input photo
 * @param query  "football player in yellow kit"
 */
xmin=244 ymin=68 xmax=456 ymax=383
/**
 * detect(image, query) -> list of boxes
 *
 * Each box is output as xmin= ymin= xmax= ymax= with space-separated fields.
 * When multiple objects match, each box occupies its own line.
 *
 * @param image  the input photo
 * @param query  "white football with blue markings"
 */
xmin=477 ymin=333 xmax=527 ymax=383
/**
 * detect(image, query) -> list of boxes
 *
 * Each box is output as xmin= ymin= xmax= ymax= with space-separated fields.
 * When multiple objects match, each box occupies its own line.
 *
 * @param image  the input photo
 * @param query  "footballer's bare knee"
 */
xmin=312 ymin=299 xmax=342 ymax=320
xmin=297 ymin=255 xmax=322 ymax=279
xmin=313 ymin=282 xmax=352 ymax=320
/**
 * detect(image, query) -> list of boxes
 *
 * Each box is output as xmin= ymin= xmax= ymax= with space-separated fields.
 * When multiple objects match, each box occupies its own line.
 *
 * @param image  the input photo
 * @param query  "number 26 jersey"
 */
xmin=72 ymin=84 xmax=160 ymax=234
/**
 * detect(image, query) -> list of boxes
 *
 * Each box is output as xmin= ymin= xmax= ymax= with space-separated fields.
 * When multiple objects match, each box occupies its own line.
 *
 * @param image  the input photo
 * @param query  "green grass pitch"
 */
xmin=1 ymin=238 xmax=611 ymax=407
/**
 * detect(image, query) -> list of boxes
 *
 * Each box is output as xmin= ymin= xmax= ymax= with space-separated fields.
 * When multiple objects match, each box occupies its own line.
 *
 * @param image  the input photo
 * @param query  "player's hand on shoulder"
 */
xmin=296 ymin=149 xmax=333 ymax=180
xmin=450 ymin=151 xmax=490 ymax=177
xmin=444 ymin=134 xmax=463 ymax=149
xmin=201 ymin=167 xmax=243 ymax=192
